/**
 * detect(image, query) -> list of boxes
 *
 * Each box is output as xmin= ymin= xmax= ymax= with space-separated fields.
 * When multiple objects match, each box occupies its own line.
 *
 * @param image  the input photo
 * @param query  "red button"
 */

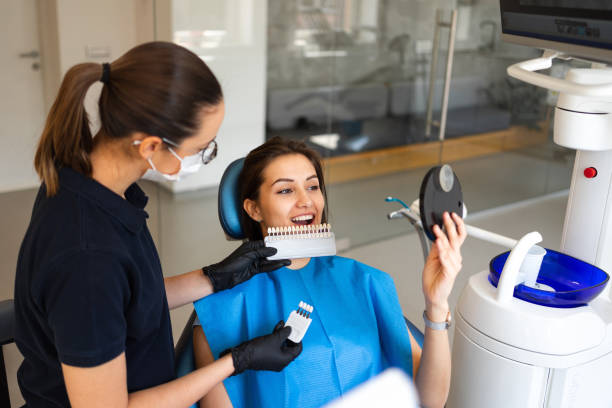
xmin=584 ymin=167 xmax=598 ymax=178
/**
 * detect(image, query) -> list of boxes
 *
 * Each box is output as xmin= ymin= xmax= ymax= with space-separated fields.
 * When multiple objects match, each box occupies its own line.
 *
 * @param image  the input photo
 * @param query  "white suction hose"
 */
xmin=464 ymin=224 xmax=518 ymax=248
xmin=496 ymin=232 xmax=543 ymax=305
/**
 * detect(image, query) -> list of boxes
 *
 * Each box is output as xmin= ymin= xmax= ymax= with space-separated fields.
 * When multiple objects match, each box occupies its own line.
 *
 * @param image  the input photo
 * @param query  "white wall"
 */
xmin=0 ymin=0 xmax=151 ymax=193
xmin=55 ymin=0 xmax=153 ymax=145
xmin=2 ymin=0 xmax=264 ymax=194
xmin=167 ymin=0 xmax=268 ymax=193
xmin=55 ymin=0 xmax=139 ymax=75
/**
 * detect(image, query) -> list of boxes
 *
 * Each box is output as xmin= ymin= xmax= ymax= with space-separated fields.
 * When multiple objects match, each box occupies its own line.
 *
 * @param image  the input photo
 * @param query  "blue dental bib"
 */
xmin=194 ymin=256 xmax=413 ymax=408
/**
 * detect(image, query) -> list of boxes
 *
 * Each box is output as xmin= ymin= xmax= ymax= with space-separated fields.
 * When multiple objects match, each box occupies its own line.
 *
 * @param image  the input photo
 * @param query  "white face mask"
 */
xmin=134 ymin=140 xmax=204 ymax=182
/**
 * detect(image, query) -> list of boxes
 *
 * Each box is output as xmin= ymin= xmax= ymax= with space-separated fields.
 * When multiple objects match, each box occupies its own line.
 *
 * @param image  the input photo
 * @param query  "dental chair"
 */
xmin=1 ymin=299 xmax=14 ymax=407
xmin=174 ymin=158 xmax=425 ymax=396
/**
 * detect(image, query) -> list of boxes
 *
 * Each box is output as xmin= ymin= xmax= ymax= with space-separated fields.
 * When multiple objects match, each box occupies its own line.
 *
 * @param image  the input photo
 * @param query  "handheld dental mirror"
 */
xmin=419 ymin=164 xmax=464 ymax=241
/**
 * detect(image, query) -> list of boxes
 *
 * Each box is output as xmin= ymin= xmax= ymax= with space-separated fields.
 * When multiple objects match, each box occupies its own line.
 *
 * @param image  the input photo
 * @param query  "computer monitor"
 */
xmin=500 ymin=0 xmax=612 ymax=63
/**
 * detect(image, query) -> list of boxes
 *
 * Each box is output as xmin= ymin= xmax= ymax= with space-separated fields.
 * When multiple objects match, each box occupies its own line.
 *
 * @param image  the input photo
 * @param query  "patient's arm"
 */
xmin=413 ymin=323 xmax=450 ymax=408
xmin=193 ymin=326 xmax=233 ymax=408
xmin=413 ymin=212 xmax=464 ymax=407
xmin=407 ymin=329 xmax=422 ymax=379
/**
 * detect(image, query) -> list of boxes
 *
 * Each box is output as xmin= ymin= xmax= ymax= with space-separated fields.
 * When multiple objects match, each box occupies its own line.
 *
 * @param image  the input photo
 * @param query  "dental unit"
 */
xmin=386 ymin=1 xmax=612 ymax=404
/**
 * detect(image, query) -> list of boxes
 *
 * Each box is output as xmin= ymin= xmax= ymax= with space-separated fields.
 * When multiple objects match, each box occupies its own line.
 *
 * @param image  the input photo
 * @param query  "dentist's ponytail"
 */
xmin=34 ymin=63 xmax=100 ymax=196
xmin=35 ymin=41 xmax=223 ymax=196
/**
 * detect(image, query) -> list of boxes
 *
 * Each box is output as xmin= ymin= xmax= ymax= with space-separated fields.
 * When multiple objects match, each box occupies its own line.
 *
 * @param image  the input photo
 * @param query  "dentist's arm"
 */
xmin=414 ymin=212 xmax=466 ymax=408
xmin=62 ymin=352 xmax=234 ymax=408
xmin=164 ymin=241 xmax=290 ymax=309
xmin=62 ymin=322 xmax=301 ymax=408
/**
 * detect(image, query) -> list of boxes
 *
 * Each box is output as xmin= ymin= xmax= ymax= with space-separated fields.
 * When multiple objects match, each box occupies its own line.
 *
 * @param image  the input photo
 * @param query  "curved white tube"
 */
xmin=406 ymin=200 xmax=518 ymax=248
xmin=465 ymin=224 xmax=517 ymax=248
xmin=496 ymin=231 xmax=543 ymax=305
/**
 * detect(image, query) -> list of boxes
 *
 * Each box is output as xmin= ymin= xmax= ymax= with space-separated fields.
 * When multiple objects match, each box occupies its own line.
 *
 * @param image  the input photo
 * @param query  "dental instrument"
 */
xmin=388 ymin=170 xmax=547 ymax=289
xmin=284 ymin=301 xmax=314 ymax=343
xmin=264 ymin=223 xmax=337 ymax=260
xmin=388 ymin=196 xmax=518 ymax=248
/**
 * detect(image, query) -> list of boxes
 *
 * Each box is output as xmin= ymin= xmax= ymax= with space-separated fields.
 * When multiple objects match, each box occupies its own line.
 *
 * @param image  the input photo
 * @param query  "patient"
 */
xmin=193 ymin=137 xmax=466 ymax=408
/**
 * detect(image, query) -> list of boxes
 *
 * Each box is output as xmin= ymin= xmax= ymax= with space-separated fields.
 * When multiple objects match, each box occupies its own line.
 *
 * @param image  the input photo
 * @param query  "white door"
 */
xmin=0 ymin=0 xmax=46 ymax=193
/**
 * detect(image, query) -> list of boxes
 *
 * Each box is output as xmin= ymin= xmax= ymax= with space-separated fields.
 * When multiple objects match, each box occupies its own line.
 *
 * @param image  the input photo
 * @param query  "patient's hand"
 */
xmin=422 ymin=212 xmax=466 ymax=321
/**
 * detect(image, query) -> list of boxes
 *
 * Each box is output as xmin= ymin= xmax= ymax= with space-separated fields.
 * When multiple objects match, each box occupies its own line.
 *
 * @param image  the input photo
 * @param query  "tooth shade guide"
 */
xmin=285 ymin=301 xmax=314 ymax=343
xmin=270 ymin=223 xmax=334 ymax=238
xmin=264 ymin=223 xmax=336 ymax=258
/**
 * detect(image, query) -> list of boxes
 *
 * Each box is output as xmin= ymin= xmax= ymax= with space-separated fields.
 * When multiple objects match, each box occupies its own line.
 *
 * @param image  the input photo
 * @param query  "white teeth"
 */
xmin=291 ymin=214 xmax=314 ymax=222
xmin=265 ymin=223 xmax=333 ymax=240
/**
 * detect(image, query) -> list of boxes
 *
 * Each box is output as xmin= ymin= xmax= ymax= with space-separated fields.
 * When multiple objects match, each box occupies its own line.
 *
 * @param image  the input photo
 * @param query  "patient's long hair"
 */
xmin=239 ymin=137 xmax=328 ymax=241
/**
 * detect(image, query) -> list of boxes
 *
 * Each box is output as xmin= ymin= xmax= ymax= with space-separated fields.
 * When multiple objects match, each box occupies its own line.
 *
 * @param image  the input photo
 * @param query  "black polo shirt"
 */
xmin=14 ymin=167 xmax=175 ymax=407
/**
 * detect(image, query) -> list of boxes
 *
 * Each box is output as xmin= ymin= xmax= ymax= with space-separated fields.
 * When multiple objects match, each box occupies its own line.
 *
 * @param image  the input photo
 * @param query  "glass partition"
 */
xmin=265 ymin=0 xmax=572 ymax=249
xmin=439 ymin=0 xmax=573 ymax=213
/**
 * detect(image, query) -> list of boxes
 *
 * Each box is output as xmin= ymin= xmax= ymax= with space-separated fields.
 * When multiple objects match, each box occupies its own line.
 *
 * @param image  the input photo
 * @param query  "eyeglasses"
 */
xmin=162 ymin=137 xmax=218 ymax=165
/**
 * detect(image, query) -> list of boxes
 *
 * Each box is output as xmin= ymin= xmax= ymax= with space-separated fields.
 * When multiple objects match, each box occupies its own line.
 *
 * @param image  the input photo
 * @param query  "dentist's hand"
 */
xmin=202 ymin=241 xmax=290 ymax=292
xmin=422 ymin=212 xmax=466 ymax=321
xmin=222 ymin=320 xmax=302 ymax=375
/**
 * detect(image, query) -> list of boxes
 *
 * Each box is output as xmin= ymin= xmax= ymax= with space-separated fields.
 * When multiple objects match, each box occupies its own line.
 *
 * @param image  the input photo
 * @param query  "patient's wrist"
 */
xmin=425 ymin=302 xmax=450 ymax=323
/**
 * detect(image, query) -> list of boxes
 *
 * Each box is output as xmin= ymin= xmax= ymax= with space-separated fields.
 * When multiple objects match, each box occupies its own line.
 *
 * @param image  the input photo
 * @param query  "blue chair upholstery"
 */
xmin=217 ymin=158 xmax=246 ymax=240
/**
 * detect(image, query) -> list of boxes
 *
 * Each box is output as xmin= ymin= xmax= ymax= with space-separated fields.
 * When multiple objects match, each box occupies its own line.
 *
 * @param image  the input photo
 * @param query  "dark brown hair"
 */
xmin=239 ymin=137 xmax=328 ymax=241
xmin=35 ymin=41 xmax=223 ymax=196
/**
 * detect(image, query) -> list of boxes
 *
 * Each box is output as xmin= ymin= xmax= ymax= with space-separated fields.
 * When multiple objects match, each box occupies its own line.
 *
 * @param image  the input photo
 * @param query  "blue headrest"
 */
xmin=218 ymin=158 xmax=246 ymax=240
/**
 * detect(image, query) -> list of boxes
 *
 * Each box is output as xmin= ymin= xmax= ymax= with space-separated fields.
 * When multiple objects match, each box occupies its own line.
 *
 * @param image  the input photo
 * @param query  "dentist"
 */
xmin=14 ymin=41 xmax=300 ymax=408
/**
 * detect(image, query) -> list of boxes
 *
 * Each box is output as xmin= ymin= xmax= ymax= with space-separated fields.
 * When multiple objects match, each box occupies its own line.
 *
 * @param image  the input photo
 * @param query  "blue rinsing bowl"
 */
xmin=489 ymin=248 xmax=610 ymax=308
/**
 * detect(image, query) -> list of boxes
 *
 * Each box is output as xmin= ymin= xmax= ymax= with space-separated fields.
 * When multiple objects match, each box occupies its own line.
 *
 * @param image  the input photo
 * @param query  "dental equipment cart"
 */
xmin=385 ymin=3 xmax=612 ymax=406
xmin=446 ymin=2 xmax=612 ymax=407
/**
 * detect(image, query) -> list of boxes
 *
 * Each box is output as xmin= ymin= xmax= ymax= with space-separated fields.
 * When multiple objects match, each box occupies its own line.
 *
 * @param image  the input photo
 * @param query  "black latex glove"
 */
xmin=203 ymin=241 xmax=290 ymax=292
xmin=221 ymin=320 xmax=302 ymax=375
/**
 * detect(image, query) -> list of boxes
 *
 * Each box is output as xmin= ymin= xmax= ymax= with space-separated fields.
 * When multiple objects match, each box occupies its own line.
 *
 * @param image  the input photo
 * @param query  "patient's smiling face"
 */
xmin=243 ymin=153 xmax=325 ymax=237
